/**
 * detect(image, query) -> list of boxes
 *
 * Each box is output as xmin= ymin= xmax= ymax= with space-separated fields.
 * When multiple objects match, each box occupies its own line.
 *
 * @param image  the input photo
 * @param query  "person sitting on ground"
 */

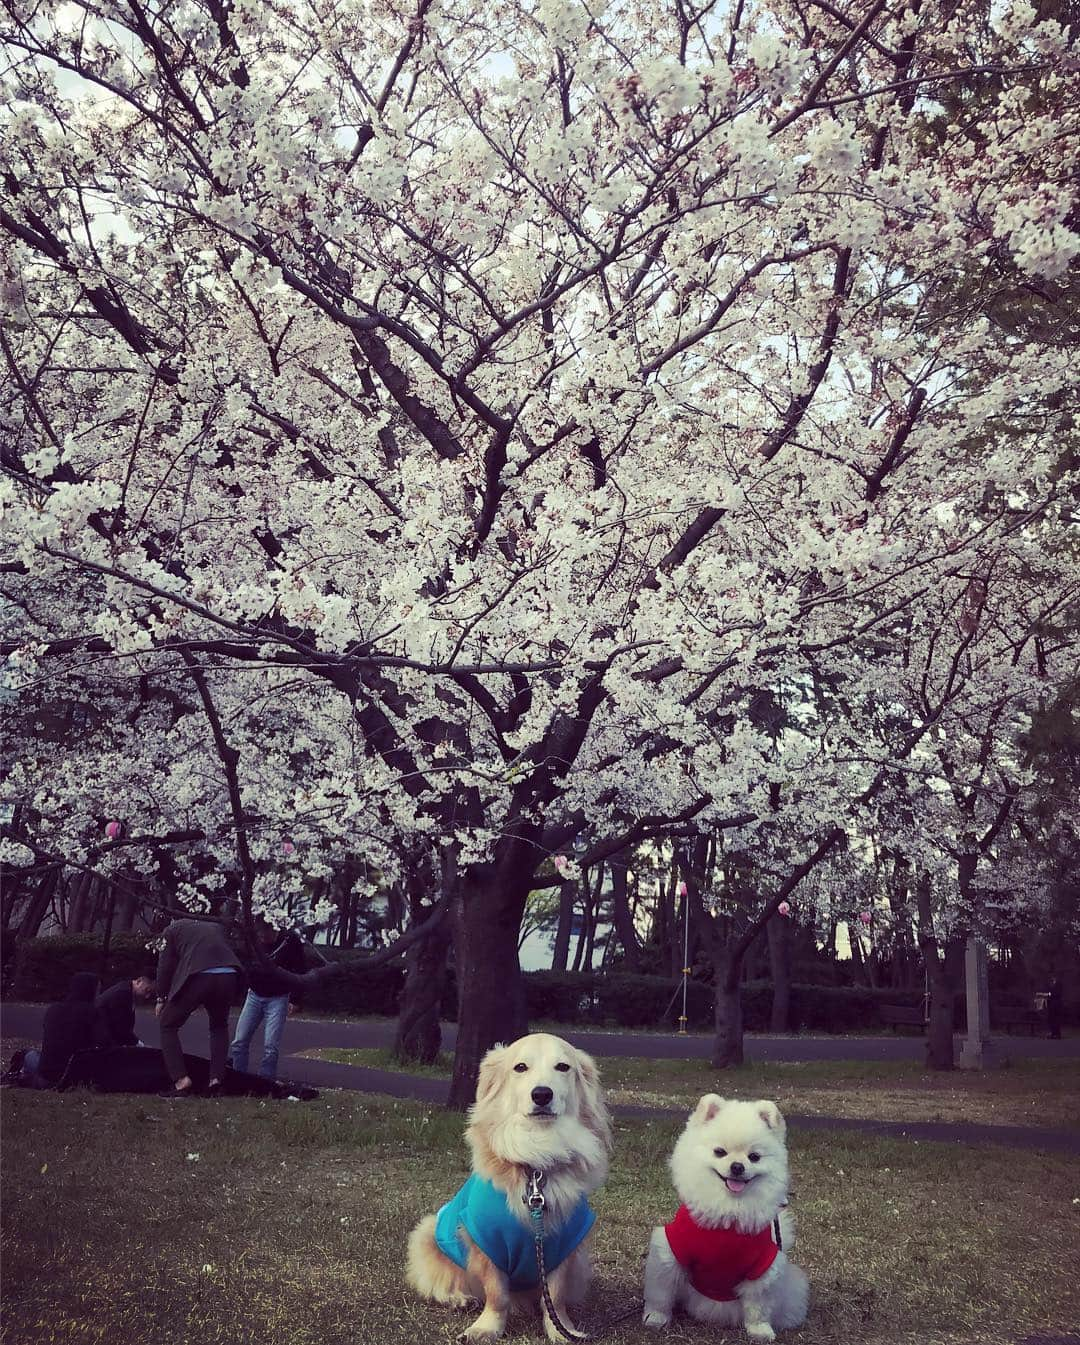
xmin=155 ymin=910 xmax=243 ymax=1098
xmin=229 ymin=918 xmax=307 ymax=1081
xmin=96 ymin=971 xmax=157 ymax=1048
xmin=20 ymin=971 xmax=107 ymax=1087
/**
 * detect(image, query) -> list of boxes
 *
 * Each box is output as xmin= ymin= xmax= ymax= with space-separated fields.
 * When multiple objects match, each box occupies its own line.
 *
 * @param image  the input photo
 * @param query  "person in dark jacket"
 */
xmin=155 ymin=915 xmax=242 ymax=1097
xmin=21 ymin=972 xmax=106 ymax=1087
xmin=96 ymin=972 xmax=157 ymax=1048
xmin=228 ymin=918 xmax=306 ymax=1080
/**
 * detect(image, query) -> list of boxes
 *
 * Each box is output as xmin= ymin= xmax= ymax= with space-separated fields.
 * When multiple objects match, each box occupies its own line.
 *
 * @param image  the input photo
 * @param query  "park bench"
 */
xmin=994 ymin=1007 xmax=1042 ymax=1035
xmin=879 ymin=1004 xmax=926 ymax=1033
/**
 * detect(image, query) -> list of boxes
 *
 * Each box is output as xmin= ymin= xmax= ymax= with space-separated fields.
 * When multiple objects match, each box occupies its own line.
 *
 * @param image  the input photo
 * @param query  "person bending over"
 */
xmin=155 ymin=914 xmax=242 ymax=1098
xmin=97 ymin=971 xmax=157 ymax=1048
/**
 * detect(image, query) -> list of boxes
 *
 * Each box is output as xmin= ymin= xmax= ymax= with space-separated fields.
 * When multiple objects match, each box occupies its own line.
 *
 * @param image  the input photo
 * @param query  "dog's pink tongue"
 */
xmin=725 ymin=1178 xmax=747 ymax=1194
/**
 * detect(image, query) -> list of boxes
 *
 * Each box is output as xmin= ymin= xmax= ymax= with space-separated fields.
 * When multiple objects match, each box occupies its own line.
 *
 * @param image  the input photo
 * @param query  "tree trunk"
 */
xmin=66 ymin=872 xmax=94 ymax=932
xmin=393 ymin=922 xmax=452 ymax=1064
xmin=924 ymin=961 xmax=954 ymax=1070
xmin=712 ymin=948 xmax=744 ymax=1067
xmin=575 ymin=869 xmax=600 ymax=972
xmin=915 ymin=875 xmax=954 ymax=1070
xmin=18 ymin=870 xmax=59 ymax=938
xmin=115 ymin=885 xmax=139 ymax=932
xmin=659 ymin=871 xmax=675 ymax=979
xmin=394 ymin=852 xmax=456 ymax=1064
xmin=551 ymin=881 xmax=575 ymax=972
xmin=767 ymin=912 xmax=792 ymax=1033
xmin=447 ymin=870 xmax=530 ymax=1110
xmin=608 ymin=849 xmax=640 ymax=970
xmin=98 ymin=886 xmax=117 ymax=979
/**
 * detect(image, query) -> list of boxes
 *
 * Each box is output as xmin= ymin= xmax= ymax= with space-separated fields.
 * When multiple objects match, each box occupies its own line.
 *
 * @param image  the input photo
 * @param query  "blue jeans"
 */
xmin=228 ymin=992 xmax=289 ymax=1079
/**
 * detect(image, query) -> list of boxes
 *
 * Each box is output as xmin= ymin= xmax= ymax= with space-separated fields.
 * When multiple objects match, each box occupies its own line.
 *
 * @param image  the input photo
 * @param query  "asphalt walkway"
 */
xmin=4 ymin=1002 xmax=1079 ymax=1156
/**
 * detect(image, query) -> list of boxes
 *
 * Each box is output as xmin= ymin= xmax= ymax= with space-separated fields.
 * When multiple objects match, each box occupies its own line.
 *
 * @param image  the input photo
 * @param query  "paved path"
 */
xmin=264 ymin=1016 xmax=1080 ymax=1061
xmin=5 ymin=1000 xmax=1079 ymax=1064
xmin=4 ymin=1001 xmax=1079 ymax=1155
xmin=231 ymin=1052 xmax=1080 ymax=1156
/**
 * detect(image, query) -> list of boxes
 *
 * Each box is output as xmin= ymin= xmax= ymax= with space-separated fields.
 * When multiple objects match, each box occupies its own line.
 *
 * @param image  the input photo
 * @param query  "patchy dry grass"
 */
xmin=3 ymin=1077 xmax=1079 ymax=1345
xmin=300 ymin=1046 xmax=1080 ymax=1131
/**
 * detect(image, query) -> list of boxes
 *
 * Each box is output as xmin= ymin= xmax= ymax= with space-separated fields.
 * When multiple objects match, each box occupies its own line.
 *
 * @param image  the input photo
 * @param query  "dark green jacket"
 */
xmin=156 ymin=919 xmax=242 ymax=1003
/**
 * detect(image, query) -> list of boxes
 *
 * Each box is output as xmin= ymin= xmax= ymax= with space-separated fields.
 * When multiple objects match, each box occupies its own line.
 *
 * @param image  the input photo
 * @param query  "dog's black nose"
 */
xmin=729 ymin=1161 xmax=745 ymax=1176
xmin=531 ymin=1086 xmax=554 ymax=1107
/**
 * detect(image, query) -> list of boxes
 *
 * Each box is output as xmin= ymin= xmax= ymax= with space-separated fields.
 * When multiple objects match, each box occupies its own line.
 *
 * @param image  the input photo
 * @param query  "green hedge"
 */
xmin=522 ymin=974 xmax=934 ymax=1033
xmin=10 ymin=937 xmax=1056 ymax=1032
xmin=300 ymin=949 xmax=405 ymax=1016
xmin=8 ymin=935 xmax=408 ymax=1015
xmin=9 ymin=934 xmax=158 ymax=1001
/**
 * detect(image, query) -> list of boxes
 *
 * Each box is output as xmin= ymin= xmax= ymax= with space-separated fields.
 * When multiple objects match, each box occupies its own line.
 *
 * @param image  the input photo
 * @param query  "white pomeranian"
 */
xmin=642 ymin=1094 xmax=809 ymax=1341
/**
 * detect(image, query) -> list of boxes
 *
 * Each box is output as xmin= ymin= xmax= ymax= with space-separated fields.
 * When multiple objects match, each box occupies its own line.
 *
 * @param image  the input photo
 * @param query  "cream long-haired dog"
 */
xmin=642 ymin=1095 xmax=809 ymax=1341
xmin=406 ymin=1033 xmax=612 ymax=1341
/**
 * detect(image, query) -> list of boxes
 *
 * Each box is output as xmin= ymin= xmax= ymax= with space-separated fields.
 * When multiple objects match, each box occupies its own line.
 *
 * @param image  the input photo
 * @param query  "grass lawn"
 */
xmin=300 ymin=1047 xmax=1080 ymax=1131
xmin=4 ymin=1077 xmax=1079 ymax=1345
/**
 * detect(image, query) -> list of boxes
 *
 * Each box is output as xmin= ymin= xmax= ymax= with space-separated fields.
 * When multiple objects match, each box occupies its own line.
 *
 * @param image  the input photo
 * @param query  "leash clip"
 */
xmin=524 ymin=1168 xmax=546 ymax=1211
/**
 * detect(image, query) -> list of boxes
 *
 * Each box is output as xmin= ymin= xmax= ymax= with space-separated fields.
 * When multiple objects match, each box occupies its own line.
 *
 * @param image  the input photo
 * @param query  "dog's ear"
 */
xmin=755 ymin=1100 xmax=786 ymax=1133
xmin=690 ymin=1093 xmax=725 ymax=1126
xmin=574 ymin=1047 xmax=613 ymax=1153
xmin=474 ymin=1043 xmax=510 ymax=1108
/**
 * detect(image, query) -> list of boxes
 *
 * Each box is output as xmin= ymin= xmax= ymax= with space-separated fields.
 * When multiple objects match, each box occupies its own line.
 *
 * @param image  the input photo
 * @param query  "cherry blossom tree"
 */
xmin=2 ymin=0 xmax=1077 ymax=1103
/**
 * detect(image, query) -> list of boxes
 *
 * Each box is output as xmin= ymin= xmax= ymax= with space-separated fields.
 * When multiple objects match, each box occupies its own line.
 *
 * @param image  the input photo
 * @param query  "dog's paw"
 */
xmin=745 ymin=1324 xmax=775 ymax=1341
xmin=459 ymin=1324 xmax=503 ymax=1342
xmin=642 ymin=1310 xmax=670 ymax=1330
xmin=445 ymin=1292 xmax=477 ymax=1311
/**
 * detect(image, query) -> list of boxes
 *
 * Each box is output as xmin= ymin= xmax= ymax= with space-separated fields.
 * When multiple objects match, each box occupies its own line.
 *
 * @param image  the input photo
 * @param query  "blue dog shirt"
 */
xmin=434 ymin=1174 xmax=595 ymax=1289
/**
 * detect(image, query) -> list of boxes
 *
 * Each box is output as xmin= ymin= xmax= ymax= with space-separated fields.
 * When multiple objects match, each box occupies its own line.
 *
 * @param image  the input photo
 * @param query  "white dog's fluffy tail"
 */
xmin=771 ymin=1261 xmax=810 ymax=1330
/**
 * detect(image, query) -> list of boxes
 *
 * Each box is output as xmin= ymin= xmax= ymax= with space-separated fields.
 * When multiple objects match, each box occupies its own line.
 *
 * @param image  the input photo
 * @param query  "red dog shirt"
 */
xmin=664 ymin=1205 xmax=779 ymax=1302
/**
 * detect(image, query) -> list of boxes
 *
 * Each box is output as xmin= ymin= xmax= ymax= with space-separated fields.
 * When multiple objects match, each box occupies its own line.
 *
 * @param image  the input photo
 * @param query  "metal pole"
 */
xmin=678 ymin=884 xmax=690 ymax=1035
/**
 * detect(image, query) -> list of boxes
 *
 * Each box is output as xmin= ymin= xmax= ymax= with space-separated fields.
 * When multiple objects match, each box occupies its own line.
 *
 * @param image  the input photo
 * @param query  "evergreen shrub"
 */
xmin=9 ymin=934 xmax=157 ymax=1001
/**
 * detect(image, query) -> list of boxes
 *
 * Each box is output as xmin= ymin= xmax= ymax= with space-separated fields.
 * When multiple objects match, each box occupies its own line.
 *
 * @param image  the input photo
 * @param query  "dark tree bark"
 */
xmin=98 ymin=886 xmax=117 ymax=978
xmin=115 ymin=884 xmax=139 ymax=932
xmin=393 ymin=920 xmax=452 ymax=1063
xmin=656 ymin=866 xmax=677 ymax=977
xmin=551 ymin=880 xmax=576 ymax=971
xmin=572 ymin=866 xmax=601 ymax=972
xmin=17 ymin=869 xmax=59 ymax=938
xmin=608 ymin=848 xmax=640 ymax=969
xmin=686 ymin=830 xmax=842 ymax=1069
xmin=767 ymin=911 xmax=792 ymax=1032
xmin=582 ymin=864 xmax=601 ymax=970
xmin=712 ymin=947 xmax=745 ymax=1067
xmin=66 ymin=871 xmax=93 ymax=932
xmin=447 ymin=862 xmax=531 ymax=1110
xmin=393 ymin=856 xmax=455 ymax=1064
